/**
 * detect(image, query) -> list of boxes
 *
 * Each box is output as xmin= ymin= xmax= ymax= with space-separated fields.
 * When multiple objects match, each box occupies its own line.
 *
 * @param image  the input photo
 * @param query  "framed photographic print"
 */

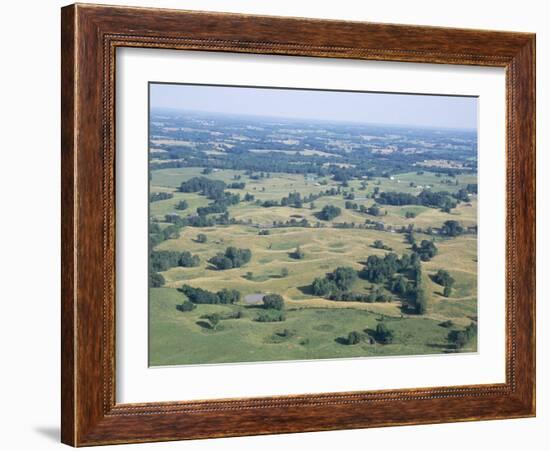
xmin=61 ymin=3 xmax=536 ymax=446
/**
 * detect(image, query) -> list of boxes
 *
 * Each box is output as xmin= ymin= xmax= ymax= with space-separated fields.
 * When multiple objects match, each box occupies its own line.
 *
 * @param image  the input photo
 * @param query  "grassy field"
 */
xmin=149 ymin=288 xmax=476 ymax=366
xmin=149 ymin=167 xmax=478 ymax=365
xmin=151 ymin=167 xmax=477 ymax=229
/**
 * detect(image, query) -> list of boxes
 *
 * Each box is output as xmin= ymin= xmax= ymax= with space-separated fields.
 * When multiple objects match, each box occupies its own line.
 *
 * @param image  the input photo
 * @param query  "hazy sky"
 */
xmin=150 ymin=83 xmax=477 ymax=130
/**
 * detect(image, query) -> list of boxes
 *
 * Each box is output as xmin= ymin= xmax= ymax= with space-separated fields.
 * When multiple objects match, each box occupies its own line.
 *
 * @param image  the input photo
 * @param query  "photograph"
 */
xmin=148 ymin=83 xmax=479 ymax=366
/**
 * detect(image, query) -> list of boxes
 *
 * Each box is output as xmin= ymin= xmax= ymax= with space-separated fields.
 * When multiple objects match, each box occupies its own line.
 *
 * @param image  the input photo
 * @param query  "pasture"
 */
xmin=148 ymin=166 xmax=478 ymax=366
xmin=149 ymin=288 xmax=475 ymax=366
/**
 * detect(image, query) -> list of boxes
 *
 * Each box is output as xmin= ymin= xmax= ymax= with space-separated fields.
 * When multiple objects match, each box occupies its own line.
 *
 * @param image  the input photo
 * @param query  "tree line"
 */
xmin=150 ymin=192 xmax=174 ymax=202
xmin=178 ymin=284 xmax=241 ymax=304
xmin=150 ymin=250 xmax=200 ymax=272
xmin=376 ymin=189 xmax=459 ymax=212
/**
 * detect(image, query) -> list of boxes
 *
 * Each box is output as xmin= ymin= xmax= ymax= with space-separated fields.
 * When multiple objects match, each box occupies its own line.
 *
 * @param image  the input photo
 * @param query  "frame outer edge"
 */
xmin=61 ymin=3 xmax=77 ymax=447
xmin=60 ymin=4 xmax=536 ymax=446
xmin=513 ymin=35 xmax=536 ymax=415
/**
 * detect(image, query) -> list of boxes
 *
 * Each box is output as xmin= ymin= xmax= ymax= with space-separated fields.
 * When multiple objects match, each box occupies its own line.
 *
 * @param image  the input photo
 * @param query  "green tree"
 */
xmin=311 ymin=277 xmax=338 ymax=297
xmin=367 ymin=205 xmax=381 ymax=216
xmin=441 ymin=220 xmax=464 ymax=237
xmin=448 ymin=330 xmax=467 ymax=349
xmin=433 ymin=269 xmax=454 ymax=287
xmin=263 ymin=294 xmax=285 ymax=310
xmin=329 ymin=267 xmax=358 ymax=291
xmin=217 ymin=288 xmax=241 ymax=304
xmin=149 ymin=271 xmax=165 ymax=288
xmin=196 ymin=233 xmax=208 ymax=243
xmin=415 ymin=288 xmax=427 ymax=314
xmin=280 ymin=267 xmax=289 ymax=278
xmin=209 ymin=313 xmax=220 ymax=330
xmin=392 ymin=276 xmax=408 ymax=296
xmin=412 ymin=240 xmax=438 ymax=261
xmin=175 ymin=200 xmax=189 ymax=211
xmin=318 ymin=204 xmax=342 ymax=221
xmin=375 ymin=322 xmax=394 ymax=344
xmin=443 ymin=285 xmax=452 ymax=298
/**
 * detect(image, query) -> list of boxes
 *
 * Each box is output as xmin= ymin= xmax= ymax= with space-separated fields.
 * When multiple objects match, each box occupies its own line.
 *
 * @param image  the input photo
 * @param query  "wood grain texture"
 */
xmin=61 ymin=3 xmax=536 ymax=446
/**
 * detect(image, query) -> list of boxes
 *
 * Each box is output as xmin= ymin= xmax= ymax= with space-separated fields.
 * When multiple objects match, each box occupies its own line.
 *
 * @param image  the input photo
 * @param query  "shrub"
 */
xmin=208 ymin=313 xmax=221 ymax=330
xmin=347 ymin=331 xmax=361 ymax=345
xmin=372 ymin=240 xmax=392 ymax=250
xmin=175 ymin=200 xmax=189 ymax=210
xmin=375 ymin=322 xmax=394 ymax=344
xmin=291 ymin=246 xmax=305 ymax=260
xmin=256 ymin=311 xmax=286 ymax=322
xmin=176 ymin=300 xmax=196 ymax=312
xmin=448 ymin=324 xmax=477 ymax=350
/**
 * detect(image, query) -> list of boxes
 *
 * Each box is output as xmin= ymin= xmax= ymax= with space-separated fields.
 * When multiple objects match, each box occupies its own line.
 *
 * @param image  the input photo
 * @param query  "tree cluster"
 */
xmin=318 ymin=204 xmax=342 ymax=221
xmin=362 ymin=252 xmax=419 ymax=284
xmin=433 ymin=269 xmax=455 ymax=297
xmin=209 ymin=247 xmax=252 ymax=270
xmin=179 ymin=176 xmax=226 ymax=199
xmin=149 ymin=270 xmax=165 ymax=288
xmin=376 ymin=189 xmax=458 ymax=212
xmin=412 ymin=240 xmax=438 ymax=261
xmin=150 ymin=192 xmax=174 ymax=202
xmin=150 ymin=250 xmax=200 ymax=272
xmin=262 ymin=294 xmax=285 ymax=310
xmin=179 ymin=284 xmax=241 ymax=304
xmin=440 ymin=220 xmax=464 ymax=237
xmin=448 ymin=322 xmax=477 ymax=349
xmin=374 ymin=322 xmax=394 ymax=344
xmin=176 ymin=300 xmax=196 ymax=312
xmin=311 ymin=266 xmax=358 ymax=297
xmin=175 ymin=200 xmax=188 ymax=210
xmin=255 ymin=311 xmax=286 ymax=322
xmin=346 ymin=331 xmax=361 ymax=345
xmin=372 ymin=240 xmax=392 ymax=251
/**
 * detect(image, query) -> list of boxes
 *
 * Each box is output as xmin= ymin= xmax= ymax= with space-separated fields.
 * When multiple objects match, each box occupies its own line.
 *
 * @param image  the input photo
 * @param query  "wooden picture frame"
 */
xmin=61 ymin=3 xmax=535 ymax=446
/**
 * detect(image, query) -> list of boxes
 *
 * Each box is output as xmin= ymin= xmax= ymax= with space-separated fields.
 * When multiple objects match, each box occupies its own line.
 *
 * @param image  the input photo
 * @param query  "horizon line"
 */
xmin=150 ymin=106 xmax=478 ymax=133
